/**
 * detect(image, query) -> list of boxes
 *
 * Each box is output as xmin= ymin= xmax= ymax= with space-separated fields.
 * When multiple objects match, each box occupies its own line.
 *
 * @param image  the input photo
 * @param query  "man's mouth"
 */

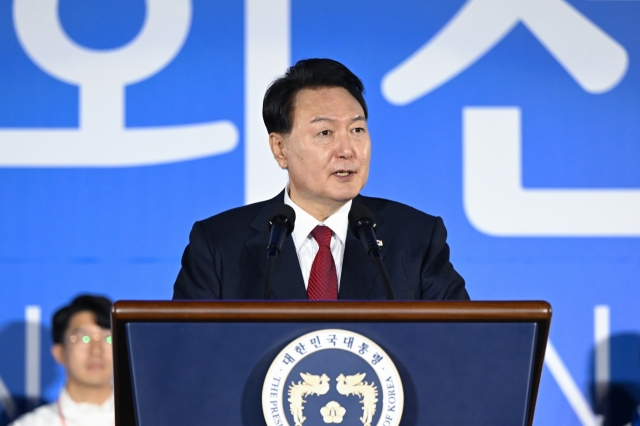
xmin=87 ymin=363 xmax=105 ymax=370
xmin=334 ymin=171 xmax=353 ymax=177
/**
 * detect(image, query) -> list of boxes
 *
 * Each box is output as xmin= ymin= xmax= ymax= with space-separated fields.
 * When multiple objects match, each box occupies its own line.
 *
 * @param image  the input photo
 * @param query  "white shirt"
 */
xmin=284 ymin=186 xmax=351 ymax=289
xmin=9 ymin=388 xmax=114 ymax=426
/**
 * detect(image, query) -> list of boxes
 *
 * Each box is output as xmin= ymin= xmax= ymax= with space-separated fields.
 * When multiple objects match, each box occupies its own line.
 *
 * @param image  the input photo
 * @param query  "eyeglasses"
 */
xmin=67 ymin=331 xmax=112 ymax=345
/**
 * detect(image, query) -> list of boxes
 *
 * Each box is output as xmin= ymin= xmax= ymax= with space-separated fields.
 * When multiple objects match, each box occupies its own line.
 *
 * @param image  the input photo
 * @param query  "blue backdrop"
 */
xmin=1 ymin=0 xmax=639 ymax=425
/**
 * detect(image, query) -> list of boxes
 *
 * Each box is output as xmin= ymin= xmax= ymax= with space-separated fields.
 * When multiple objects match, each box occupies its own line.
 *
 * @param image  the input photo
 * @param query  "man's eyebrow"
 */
xmin=309 ymin=115 xmax=367 ymax=124
xmin=310 ymin=116 xmax=334 ymax=124
xmin=67 ymin=327 xmax=104 ymax=334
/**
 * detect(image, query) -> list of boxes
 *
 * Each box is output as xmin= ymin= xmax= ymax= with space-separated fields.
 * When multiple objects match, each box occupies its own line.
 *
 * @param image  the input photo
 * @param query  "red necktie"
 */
xmin=307 ymin=225 xmax=338 ymax=300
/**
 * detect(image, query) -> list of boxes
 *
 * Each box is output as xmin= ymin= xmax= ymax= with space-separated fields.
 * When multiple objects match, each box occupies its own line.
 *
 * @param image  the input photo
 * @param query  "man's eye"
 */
xmin=353 ymin=127 xmax=365 ymax=133
xmin=319 ymin=130 xmax=330 ymax=136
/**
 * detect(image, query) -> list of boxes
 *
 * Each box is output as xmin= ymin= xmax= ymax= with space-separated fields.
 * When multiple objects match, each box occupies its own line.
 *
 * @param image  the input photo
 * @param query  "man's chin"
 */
xmin=343 ymin=181 xmax=365 ymax=197
xmin=79 ymin=377 xmax=113 ymax=388
xmin=329 ymin=188 xmax=361 ymax=204
xmin=79 ymin=370 xmax=112 ymax=384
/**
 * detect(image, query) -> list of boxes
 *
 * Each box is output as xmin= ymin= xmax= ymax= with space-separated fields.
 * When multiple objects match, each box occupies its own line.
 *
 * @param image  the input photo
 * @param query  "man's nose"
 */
xmin=88 ymin=339 xmax=104 ymax=355
xmin=336 ymin=130 xmax=353 ymax=159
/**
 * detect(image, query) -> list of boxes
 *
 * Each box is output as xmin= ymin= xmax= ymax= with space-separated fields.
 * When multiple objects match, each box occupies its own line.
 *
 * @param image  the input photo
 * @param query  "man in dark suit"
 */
xmin=173 ymin=59 xmax=468 ymax=300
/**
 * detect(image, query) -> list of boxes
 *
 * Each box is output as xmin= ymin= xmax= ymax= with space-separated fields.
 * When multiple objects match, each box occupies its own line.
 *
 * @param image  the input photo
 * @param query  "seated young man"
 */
xmin=11 ymin=295 xmax=114 ymax=426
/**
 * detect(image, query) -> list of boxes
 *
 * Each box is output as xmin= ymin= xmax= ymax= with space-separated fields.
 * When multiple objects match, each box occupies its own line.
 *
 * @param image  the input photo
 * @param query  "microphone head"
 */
xmin=268 ymin=204 xmax=296 ymax=236
xmin=348 ymin=204 xmax=376 ymax=237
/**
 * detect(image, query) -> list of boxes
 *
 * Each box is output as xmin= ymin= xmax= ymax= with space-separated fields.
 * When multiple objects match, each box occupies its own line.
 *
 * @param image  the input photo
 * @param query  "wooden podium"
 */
xmin=112 ymin=301 xmax=551 ymax=426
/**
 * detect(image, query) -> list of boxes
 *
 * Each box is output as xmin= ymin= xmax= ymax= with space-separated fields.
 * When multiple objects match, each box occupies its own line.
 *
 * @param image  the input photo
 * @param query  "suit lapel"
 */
xmin=245 ymin=191 xmax=307 ymax=300
xmin=338 ymin=231 xmax=376 ymax=299
xmin=270 ymin=237 xmax=307 ymax=299
xmin=338 ymin=196 xmax=394 ymax=300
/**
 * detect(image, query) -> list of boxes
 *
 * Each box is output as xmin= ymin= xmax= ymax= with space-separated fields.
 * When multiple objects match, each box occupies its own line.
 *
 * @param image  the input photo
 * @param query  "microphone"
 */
xmin=264 ymin=204 xmax=296 ymax=299
xmin=349 ymin=204 xmax=394 ymax=300
xmin=266 ymin=204 xmax=296 ymax=258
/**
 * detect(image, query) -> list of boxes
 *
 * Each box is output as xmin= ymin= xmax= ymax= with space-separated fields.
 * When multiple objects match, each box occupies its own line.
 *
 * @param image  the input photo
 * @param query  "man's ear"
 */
xmin=51 ymin=344 xmax=66 ymax=366
xmin=269 ymin=132 xmax=288 ymax=169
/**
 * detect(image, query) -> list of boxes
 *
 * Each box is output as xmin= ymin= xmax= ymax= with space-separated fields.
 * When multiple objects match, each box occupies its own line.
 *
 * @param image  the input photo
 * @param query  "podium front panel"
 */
xmin=126 ymin=321 xmax=538 ymax=426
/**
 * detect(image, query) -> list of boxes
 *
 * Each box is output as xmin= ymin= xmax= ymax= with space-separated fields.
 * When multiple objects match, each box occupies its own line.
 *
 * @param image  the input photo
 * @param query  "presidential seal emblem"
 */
xmin=262 ymin=329 xmax=404 ymax=426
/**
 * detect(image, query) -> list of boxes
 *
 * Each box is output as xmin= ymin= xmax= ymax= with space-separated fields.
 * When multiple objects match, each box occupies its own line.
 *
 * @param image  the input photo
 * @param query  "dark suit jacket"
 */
xmin=173 ymin=191 xmax=469 ymax=300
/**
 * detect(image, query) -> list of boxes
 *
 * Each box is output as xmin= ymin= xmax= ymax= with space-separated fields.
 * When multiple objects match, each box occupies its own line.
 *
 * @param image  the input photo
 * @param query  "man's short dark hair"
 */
xmin=52 ymin=294 xmax=112 ymax=344
xmin=262 ymin=58 xmax=368 ymax=134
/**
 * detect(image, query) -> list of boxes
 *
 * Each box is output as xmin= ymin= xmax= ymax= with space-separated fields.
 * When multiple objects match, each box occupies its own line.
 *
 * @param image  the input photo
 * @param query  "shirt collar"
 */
xmin=284 ymin=185 xmax=351 ymax=251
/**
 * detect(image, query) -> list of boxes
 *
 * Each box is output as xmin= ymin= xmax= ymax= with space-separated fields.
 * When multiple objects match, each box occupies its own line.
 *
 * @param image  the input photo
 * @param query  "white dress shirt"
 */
xmin=284 ymin=187 xmax=351 ymax=289
xmin=9 ymin=388 xmax=114 ymax=426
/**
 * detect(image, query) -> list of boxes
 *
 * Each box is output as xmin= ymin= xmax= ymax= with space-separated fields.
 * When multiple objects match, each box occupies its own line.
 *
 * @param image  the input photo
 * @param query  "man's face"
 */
xmin=52 ymin=311 xmax=113 ymax=389
xmin=271 ymin=86 xmax=371 ymax=215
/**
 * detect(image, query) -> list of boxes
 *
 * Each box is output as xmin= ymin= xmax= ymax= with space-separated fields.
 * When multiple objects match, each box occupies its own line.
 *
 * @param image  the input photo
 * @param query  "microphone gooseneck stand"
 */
xmin=349 ymin=205 xmax=395 ymax=300
xmin=264 ymin=204 xmax=296 ymax=299
xmin=371 ymin=250 xmax=394 ymax=301
xmin=264 ymin=256 xmax=277 ymax=300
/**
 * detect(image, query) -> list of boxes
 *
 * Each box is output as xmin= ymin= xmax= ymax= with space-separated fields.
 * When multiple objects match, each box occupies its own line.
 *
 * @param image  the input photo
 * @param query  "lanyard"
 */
xmin=57 ymin=399 xmax=67 ymax=426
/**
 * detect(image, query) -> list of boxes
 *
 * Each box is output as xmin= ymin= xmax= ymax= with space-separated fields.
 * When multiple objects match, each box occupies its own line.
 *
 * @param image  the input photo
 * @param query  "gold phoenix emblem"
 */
xmin=320 ymin=401 xmax=346 ymax=423
xmin=288 ymin=373 xmax=331 ymax=426
xmin=336 ymin=373 xmax=378 ymax=426
xmin=287 ymin=373 xmax=378 ymax=426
